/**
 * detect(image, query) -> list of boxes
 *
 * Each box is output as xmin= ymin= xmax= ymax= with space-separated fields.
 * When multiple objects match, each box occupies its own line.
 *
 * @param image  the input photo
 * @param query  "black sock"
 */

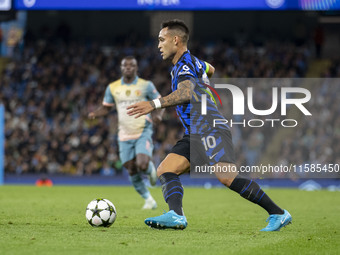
xmin=159 ymin=172 xmax=184 ymax=215
xmin=229 ymin=175 xmax=284 ymax=215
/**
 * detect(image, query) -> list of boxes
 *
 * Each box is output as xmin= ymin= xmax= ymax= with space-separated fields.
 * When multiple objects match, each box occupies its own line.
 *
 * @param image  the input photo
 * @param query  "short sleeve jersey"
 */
xmin=103 ymin=76 xmax=160 ymax=141
xmin=170 ymin=51 xmax=229 ymax=134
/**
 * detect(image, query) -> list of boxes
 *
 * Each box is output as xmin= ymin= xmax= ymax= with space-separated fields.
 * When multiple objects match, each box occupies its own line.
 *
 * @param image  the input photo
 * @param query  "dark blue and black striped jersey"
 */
xmin=171 ymin=51 xmax=229 ymax=134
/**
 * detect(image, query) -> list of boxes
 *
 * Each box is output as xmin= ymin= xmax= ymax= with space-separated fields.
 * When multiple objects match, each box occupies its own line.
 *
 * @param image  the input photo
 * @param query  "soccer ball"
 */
xmin=85 ymin=198 xmax=116 ymax=227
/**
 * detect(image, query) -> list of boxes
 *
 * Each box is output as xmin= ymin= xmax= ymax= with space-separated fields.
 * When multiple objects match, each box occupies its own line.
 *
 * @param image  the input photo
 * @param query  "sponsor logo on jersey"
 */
xmin=178 ymin=65 xmax=193 ymax=76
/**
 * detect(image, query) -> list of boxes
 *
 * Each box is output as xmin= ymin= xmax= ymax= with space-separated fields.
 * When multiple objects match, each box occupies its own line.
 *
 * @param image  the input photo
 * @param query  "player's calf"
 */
xmin=159 ymin=172 xmax=184 ymax=215
xmin=229 ymin=175 xmax=284 ymax=215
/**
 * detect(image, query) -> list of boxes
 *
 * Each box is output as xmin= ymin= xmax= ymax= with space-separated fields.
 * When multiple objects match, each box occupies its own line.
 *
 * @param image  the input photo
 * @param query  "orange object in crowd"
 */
xmin=35 ymin=178 xmax=53 ymax=187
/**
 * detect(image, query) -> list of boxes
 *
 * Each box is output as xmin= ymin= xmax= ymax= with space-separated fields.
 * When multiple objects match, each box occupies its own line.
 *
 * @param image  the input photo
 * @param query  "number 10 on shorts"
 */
xmin=201 ymin=136 xmax=216 ymax=151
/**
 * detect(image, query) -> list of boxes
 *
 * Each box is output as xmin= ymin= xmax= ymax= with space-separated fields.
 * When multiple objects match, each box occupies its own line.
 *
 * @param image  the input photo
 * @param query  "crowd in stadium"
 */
xmin=276 ymin=58 xmax=340 ymax=176
xmin=3 ymin=32 xmax=337 ymax=177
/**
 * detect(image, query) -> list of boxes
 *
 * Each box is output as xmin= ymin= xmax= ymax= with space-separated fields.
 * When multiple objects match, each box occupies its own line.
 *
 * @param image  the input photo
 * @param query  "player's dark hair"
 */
xmin=161 ymin=19 xmax=189 ymax=44
xmin=122 ymin=55 xmax=137 ymax=63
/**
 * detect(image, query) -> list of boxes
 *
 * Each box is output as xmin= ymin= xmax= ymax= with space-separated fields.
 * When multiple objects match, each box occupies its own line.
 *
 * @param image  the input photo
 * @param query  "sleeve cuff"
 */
xmin=204 ymin=61 xmax=210 ymax=74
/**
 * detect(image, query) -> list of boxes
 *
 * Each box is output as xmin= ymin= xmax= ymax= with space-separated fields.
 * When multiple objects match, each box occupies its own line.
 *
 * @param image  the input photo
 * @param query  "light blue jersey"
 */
xmin=103 ymin=76 xmax=160 ymax=163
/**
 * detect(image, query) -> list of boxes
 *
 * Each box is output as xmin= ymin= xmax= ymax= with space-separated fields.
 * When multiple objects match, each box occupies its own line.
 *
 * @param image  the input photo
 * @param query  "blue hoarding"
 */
xmin=14 ymin=0 xmax=340 ymax=10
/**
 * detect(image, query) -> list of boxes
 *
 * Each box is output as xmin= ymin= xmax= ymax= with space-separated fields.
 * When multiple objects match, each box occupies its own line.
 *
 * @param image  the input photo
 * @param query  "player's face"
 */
xmin=158 ymin=28 xmax=177 ymax=60
xmin=121 ymin=59 xmax=138 ymax=79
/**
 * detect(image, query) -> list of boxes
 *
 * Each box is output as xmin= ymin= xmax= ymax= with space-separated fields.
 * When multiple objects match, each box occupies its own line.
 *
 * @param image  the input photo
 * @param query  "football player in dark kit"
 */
xmin=127 ymin=19 xmax=292 ymax=231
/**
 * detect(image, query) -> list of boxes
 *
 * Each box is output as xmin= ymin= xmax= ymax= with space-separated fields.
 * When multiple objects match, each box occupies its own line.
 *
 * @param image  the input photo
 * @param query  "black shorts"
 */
xmin=169 ymin=129 xmax=236 ymax=166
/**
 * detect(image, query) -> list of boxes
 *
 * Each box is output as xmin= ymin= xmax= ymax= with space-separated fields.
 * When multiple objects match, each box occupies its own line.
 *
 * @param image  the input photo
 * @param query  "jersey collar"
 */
xmin=121 ymin=76 xmax=138 ymax=85
xmin=175 ymin=50 xmax=190 ymax=65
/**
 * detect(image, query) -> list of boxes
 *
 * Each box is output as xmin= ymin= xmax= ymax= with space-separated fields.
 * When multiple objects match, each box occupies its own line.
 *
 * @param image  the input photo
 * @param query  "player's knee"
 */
xmin=156 ymin=166 xmax=165 ymax=177
xmin=124 ymin=162 xmax=137 ymax=176
xmin=136 ymin=154 xmax=149 ymax=172
xmin=218 ymin=177 xmax=234 ymax=187
xmin=156 ymin=165 xmax=176 ymax=177
xmin=137 ymin=162 xmax=148 ymax=172
xmin=157 ymin=155 xmax=189 ymax=177
xmin=216 ymin=170 xmax=237 ymax=187
xmin=157 ymin=167 xmax=184 ymax=177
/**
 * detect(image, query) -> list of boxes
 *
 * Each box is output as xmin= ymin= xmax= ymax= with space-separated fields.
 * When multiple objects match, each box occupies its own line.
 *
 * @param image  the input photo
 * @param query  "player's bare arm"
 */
xmin=88 ymin=105 xmax=113 ymax=119
xmin=158 ymin=79 xmax=194 ymax=107
xmin=126 ymin=79 xmax=194 ymax=118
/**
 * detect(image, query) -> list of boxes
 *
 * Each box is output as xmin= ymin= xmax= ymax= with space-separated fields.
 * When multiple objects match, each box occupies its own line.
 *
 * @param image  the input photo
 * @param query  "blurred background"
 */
xmin=0 ymin=0 xmax=339 ymax=187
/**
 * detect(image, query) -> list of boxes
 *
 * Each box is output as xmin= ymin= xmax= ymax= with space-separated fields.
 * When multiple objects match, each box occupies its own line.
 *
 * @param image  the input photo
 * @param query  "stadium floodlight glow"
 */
xmin=0 ymin=0 xmax=11 ymax=10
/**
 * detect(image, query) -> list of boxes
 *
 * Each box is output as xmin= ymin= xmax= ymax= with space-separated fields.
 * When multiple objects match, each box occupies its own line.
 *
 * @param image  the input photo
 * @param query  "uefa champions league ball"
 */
xmin=85 ymin=198 xmax=116 ymax=227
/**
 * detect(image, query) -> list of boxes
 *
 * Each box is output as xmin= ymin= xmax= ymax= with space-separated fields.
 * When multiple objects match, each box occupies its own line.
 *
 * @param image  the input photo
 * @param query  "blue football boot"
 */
xmin=260 ymin=209 xmax=292 ymax=231
xmin=145 ymin=210 xmax=187 ymax=230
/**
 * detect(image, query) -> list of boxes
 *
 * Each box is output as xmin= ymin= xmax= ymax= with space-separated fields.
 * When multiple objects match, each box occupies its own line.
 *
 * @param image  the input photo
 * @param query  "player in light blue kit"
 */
xmin=89 ymin=56 xmax=163 ymax=209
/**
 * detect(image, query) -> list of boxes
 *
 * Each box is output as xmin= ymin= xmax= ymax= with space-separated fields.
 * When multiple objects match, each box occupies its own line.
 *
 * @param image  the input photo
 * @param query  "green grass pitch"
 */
xmin=0 ymin=185 xmax=339 ymax=255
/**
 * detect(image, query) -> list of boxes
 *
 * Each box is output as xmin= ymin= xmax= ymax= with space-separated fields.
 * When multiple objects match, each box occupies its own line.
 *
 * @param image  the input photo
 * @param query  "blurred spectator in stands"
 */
xmin=0 ymin=27 xmax=3 ymax=55
xmin=0 ymin=34 xmax=316 ymax=176
xmin=293 ymin=18 xmax=307 ymax=47
xmin=313 ymin=25 xmax=324 ymax=59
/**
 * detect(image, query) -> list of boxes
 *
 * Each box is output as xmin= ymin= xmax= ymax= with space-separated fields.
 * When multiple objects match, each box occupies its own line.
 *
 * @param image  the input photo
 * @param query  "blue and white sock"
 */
xmin=129 ymin=173 xmax=150 ymax=200
xmin=145 ymin=161 xmax=156 ymax=175
xmin=229 ymin=175 xmax=284 ymax=215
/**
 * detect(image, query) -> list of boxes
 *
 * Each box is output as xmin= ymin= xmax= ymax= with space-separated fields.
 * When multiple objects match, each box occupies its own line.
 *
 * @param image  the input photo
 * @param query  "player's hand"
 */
xmin=88 ymin=112 xmax=96 ymax=119
xmin=127 ymin=101 xmax=154 ymax=118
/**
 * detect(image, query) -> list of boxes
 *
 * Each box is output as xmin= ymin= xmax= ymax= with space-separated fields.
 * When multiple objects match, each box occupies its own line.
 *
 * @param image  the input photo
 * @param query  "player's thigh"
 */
xmin=135 ymin=131 xmax=153 ymax=170
xmin=199 ymin=129 xmax=236 ymax=166
xmin=201 ymin=130 xmax=237 ymax=186
xmin=157 ymin=153 xmax=190 ymax=177
xmin=192 ymin=130 xmax=237 ymax=183
xmin=157 ymin=135 xmax=191 ymax=176
xmin=119 ymin=139 xmax=136 ymax=167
